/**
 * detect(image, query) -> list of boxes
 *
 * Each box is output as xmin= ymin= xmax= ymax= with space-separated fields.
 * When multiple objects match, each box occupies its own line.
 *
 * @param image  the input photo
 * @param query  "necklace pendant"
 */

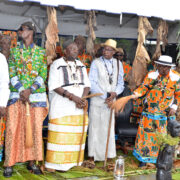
xmin=72 ymin=73 xmax=78 ymax=81
xmin=109 ymin=77 xmax=113 ymax=84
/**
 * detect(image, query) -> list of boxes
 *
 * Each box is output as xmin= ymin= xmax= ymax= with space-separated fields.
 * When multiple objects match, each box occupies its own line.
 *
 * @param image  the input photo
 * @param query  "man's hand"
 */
xmin=105 ymin=92 xmax=117 ymax=107
xmin=20 ymin=89 xmax=31 ymax=103
xmin=72 ymin=95 xmax=87 ymax=109
xmin=168 ymin=108 xmax=176 ymax=116
xmin=0 ymin=107 xmax=6 ymax=118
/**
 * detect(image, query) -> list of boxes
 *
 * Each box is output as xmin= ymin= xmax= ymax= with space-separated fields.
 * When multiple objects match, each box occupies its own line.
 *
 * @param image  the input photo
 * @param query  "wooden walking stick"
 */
xmin=77 ymin=93 xmax=103 ymax=165
xmin=25 ymin=102 xmax=33 ymax=148
xmin=104 ymin=109 xmax=113 ymax=168
xmin=77 ymin=103 xmax=88 ymax=166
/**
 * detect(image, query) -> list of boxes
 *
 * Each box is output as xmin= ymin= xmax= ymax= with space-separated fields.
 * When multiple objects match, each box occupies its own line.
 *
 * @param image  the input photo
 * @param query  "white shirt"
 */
xmin=0 ymin=53 xmax=10 ymax=107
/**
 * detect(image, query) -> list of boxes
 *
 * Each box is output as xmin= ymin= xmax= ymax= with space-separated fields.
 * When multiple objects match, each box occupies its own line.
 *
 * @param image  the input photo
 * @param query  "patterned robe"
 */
xmin=133 ymin=69 xmax=180 ymax=163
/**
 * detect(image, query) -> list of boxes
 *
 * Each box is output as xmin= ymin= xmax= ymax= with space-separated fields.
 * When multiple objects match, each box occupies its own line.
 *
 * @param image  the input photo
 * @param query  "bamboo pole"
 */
xmin=104 ymin=109 xmax=113 ymax=168
xmin=25 ymin=102 xmax=33 ymax=148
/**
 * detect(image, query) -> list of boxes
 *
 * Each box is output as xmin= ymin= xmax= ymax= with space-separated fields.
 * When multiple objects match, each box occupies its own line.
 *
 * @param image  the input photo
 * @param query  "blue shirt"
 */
xmin=89 ymin=56 xmax=124 ymax=99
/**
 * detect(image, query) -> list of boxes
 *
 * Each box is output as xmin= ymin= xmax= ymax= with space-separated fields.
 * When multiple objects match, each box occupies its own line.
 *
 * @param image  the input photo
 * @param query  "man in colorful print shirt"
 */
xmin=3 ymin=22 xmax=48 ymax=177
xmin=132 ymin=55 xmax=180 ymax=167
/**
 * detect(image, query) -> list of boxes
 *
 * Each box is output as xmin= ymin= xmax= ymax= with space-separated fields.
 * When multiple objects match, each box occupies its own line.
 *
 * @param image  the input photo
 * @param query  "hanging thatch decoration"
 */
xmin=152 ymin=20 xmax=168 ymax=62
xmin=84 ymin=10 xmax=97 ymax=56
xmin=176 ymin=25 xmax=180 ymax=73
xmin=45 ymin=7 xmax=59 ymax=65
xmin=126 ymin=17 xmax=153 ymax=90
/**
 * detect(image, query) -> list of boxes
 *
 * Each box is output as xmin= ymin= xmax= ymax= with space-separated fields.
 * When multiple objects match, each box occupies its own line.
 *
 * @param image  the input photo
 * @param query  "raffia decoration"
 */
xmin=45 ymin=7 xmax=59 ymax=65
xmin=111 ymin=95 xmax=135 ymax=113
xmin=126 ymin=17 xmax=153 ymax=90
xmin=152 ymin=20 xmax=168 ymax=62
xmin=85 ymin=10 xmax=97 ymax=56
xmin=112 ymin=93 xmax=141 ymax=113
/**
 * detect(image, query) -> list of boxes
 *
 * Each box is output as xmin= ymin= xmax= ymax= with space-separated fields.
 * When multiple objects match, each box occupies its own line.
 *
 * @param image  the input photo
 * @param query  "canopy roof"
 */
xmin=10 ymin=0 xmax=180 ymax=21
xmin=0 ymin=0 xmax=179 ymax=43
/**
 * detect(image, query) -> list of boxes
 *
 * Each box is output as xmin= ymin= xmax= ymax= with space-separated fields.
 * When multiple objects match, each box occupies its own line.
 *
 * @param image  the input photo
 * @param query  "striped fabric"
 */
xmin=45 ymin=115 xmax=88 ymax=171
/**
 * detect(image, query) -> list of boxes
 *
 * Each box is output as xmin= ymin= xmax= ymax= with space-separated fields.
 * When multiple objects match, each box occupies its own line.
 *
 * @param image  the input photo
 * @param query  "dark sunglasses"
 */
xmin=115 ymin=54 xmax=124 ymax=57
xmin=18 ymin=26 xmax=32 ymax=31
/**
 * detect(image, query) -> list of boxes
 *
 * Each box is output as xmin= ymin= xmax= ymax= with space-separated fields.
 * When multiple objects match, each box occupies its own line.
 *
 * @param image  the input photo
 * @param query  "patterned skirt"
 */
xmin=133 ymin=112 xmax=167 ymax=163
xmin=4 ymin=101 xmax=48 ymax=167
xmin=0 ymin=117 xmax=6 ymax=161
xmin=45 ymin=114 xmax=88 ymax=171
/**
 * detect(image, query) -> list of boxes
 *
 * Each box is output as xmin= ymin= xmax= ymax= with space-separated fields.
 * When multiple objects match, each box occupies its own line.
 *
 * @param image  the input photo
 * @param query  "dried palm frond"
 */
xmin=111 ymin=95 xmax=135 ymax=113
xmin=176 ymin=23 xmax=180 ymax=72
xmin=152 ymin=20 xmax=168 ymax=62
xmin=45 ymin=7 xmax=59 ymax=65
xmin=127 ymin=17 xmax=153 ymax=90
xmin=112 ymin=94 xmax=141 ymax=113
xmin=85 ymin=10 xmax=97 ymax=56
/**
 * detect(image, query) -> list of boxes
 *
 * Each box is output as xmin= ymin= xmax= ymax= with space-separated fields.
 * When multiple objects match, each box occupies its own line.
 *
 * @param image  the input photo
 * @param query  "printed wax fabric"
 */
xmin=133 ymin=70 xmax=180 ymax=163
xmin=77 ymin=51 xmax=92 ymax=73
xmin=8 ymin=43 xmax=47 ymax=107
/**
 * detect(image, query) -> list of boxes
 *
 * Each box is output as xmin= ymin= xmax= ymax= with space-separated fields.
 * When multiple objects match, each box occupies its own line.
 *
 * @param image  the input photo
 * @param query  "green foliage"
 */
xmin=156 ymin=132 xmax=180 ymax=149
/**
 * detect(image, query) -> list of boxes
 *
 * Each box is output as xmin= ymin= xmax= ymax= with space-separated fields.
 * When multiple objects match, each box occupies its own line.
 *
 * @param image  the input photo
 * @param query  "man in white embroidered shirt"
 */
xmin=0 ymin=52 xmax=10 ymax=161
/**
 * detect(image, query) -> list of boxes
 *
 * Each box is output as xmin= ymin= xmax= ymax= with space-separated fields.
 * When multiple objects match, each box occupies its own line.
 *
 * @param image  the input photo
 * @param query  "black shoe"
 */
xmin=139 ymin=162 xmax=146 ymax=167
xmin=27 ymin=164 xmax=42 ymax=175
xmin=3 ymin=167 xmax=13 ymax=178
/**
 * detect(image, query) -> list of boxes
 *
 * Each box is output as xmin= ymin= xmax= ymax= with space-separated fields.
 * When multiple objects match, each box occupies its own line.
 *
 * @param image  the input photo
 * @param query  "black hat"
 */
xmin=63 ymin=39 xmax=74 ymax=50
xmin=19 ymin=21 xmax=36 ymax=33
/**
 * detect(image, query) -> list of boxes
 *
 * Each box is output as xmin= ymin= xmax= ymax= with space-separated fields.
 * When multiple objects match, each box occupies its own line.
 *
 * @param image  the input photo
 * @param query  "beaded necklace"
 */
xmin=102 ymin=57 xmax=114 ymax=84
xmin=64 ymin=58 xmax=79 ymax=81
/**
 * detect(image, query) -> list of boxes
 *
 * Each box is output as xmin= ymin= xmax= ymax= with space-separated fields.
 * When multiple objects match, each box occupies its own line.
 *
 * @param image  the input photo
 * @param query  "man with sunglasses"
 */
xmin=3 ymin=22 xmax=48 ymax=177
xmin=88 ymin=39 xmax=124 ymax=162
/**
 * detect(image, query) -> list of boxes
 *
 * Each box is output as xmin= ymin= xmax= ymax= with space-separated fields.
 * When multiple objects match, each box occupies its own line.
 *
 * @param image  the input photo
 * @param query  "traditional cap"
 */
xmin=63 ymin=39 xmax=74 ymax=50
xmin=154 ymin=55 xmax=175 ymax=67
xmin=116 ymin=48 xmax=124 ymax=54
xmin=19 ymin=21 xmax=36 ymax=33
xmin=101 ymin=39 xmax=117 ymax=51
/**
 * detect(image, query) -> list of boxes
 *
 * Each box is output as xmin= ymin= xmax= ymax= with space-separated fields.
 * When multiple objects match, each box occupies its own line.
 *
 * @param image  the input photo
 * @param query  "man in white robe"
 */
xmin=88 ymin=39 xmax=124 ymax=161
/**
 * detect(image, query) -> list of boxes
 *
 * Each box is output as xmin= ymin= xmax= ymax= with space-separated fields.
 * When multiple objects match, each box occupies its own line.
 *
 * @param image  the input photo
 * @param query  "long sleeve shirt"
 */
xmin=89 ymin=56 xmax=124 ymax=99
xmin=8 ymin=43 xmax=47 ymax=107
xmin=0 ymin=53 xmax=10 ymax=107
xmin=134 ymin=70 xmax=180 ymax=114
